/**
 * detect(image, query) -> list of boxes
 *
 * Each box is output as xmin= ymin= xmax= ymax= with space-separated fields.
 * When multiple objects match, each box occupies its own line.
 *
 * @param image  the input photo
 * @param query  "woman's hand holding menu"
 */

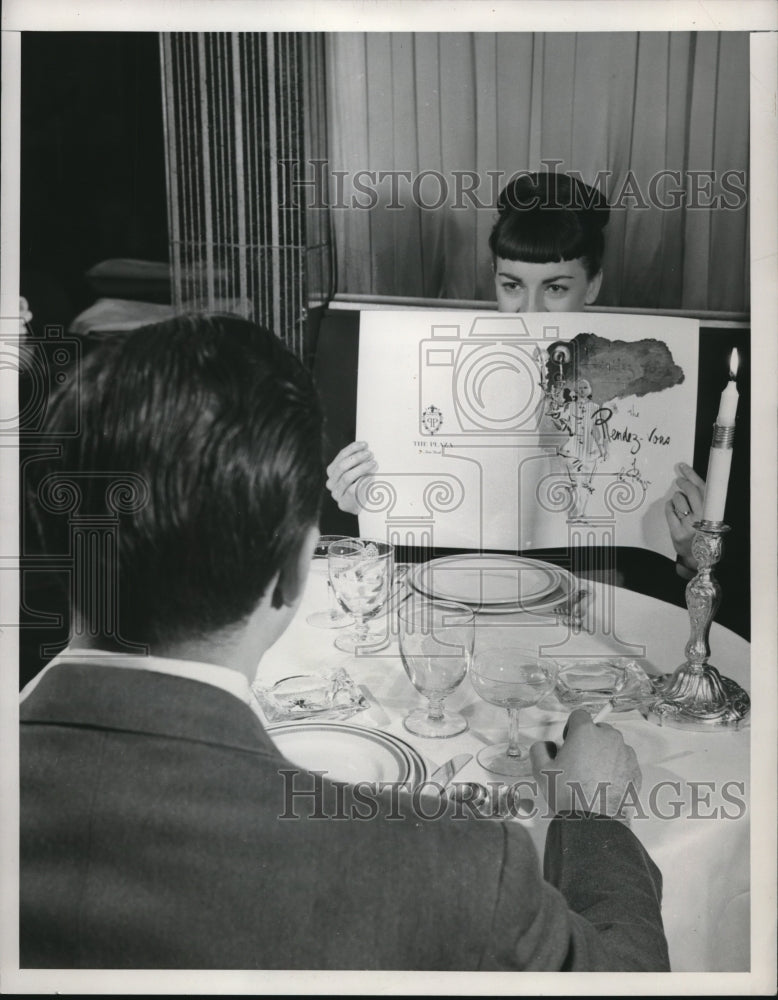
xmin=665 ymin=462 xmax=706 ymax=575
xmin=326 ymin=441 xmax=377 ymax=515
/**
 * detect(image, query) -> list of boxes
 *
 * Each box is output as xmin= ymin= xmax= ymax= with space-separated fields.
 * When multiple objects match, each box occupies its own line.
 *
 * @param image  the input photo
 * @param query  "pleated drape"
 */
xmin=327 ymin=32 xmax=749 ymax=312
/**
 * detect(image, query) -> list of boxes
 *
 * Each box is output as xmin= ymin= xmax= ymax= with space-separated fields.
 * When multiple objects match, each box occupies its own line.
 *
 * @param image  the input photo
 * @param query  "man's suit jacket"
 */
xmin=20 ymin=661 xmax=670 ymax=970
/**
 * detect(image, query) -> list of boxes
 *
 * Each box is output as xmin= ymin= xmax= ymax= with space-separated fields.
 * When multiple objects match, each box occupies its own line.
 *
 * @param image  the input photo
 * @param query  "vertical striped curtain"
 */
xmin=160 ymin=33 xmax=331 ymax=359
xmin=327 ymin=32 xmax=749 ymax=313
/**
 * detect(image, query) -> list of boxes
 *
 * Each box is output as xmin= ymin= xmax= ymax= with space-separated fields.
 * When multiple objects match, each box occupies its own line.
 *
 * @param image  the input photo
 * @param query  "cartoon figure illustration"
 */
xmin=546 ymin=375 xmax=611 ymax=520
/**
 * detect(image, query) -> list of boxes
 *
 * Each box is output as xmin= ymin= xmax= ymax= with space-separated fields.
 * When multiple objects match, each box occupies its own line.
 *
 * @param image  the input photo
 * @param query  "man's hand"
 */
xmin=325 ymin=441 xmax=377 ymax=515
xmin=664 ymin=462 xmax=705 ymax=574
xmin=530 ymin=709 xmax=642 ymax=818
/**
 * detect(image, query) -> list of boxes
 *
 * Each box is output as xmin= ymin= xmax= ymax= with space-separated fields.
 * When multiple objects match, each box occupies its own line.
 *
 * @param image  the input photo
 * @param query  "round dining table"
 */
xmin=257 ymin=559 xmax=751 ymax=973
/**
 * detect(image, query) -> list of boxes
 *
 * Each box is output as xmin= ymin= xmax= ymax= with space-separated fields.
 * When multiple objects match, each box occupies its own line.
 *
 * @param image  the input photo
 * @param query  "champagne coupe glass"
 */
xmin=398 ymin=598 xmax=475 ymax=738
xmin=471 ymin=647 xmax=558 ymax=776
xmin=306 ymin=534 xmax=354 ymax=628
xmin=328 ymin=538 xmax=394 ymax=653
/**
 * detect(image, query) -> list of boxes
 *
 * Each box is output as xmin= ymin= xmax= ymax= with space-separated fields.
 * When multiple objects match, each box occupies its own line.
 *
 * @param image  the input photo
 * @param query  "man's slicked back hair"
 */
xmin=32 ymin=314 xmax=325 ymax=646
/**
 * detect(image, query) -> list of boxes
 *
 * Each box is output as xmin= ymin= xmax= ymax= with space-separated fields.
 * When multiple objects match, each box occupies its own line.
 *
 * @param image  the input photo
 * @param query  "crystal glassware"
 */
xmin=328 ymin=538 xmax=394 ymax=653
xmin=306 ymin=534 xmax=354 ymax=628
xmin=398 ymin=598 xmax=475 ymax=738
xmin=471 ymin=647 xmax=558 ymax=776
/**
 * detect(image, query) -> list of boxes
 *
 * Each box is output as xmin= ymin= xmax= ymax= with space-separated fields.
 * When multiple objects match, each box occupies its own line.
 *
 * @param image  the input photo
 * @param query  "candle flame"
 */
xmin=729 ymin=348 xmax=739 ymax=378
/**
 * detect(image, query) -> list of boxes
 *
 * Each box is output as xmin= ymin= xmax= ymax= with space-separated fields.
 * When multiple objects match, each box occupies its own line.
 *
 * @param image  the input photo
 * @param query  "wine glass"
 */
xmin=471 ymin=647 xmax=558 ymax=776
xmin=306 ymin=534 xmax=354 ymax=628
xmin=398 ymin=599 xmax=474 ymax=738
xmin=328 ymin=538 xmax=394 ymax=653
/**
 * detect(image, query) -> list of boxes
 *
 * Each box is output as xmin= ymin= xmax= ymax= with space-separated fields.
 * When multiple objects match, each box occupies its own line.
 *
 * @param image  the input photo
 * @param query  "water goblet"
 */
xmin=471 ymin=647 xmax=558 ymax=776
xmin=398 ymin=598 xmax=475 ymax=738
xmin=328 ymin=538 xmax=394 ymax=653
xmin=306 ymin=534 xmax=354 ymax=628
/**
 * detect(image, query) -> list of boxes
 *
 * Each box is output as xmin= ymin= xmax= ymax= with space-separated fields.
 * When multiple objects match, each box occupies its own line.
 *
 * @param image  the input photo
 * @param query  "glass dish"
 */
xmin=252 ymin=667 xmax=370 ymax=723
xmin=554 ymin=658 xmax=656 ymax=712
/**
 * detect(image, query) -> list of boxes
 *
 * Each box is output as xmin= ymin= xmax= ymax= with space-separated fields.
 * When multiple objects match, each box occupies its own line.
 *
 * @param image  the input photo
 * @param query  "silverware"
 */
xmin=553 ymin=587 xmax=590 ymax=621
xmin=446 ymin=781 xmax=534 ymax=817
xmin=427 ymin=752 xmax=473 ymax=790
xmin=591 ymin=702 xmax=614 ymax=724
xmin=518 ymin=587 xmax=590 ymax=625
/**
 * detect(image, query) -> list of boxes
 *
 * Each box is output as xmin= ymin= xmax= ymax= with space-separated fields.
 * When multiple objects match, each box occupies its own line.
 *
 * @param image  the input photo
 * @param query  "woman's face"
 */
xmin=493 ymin=257 xmax=602 ymax=313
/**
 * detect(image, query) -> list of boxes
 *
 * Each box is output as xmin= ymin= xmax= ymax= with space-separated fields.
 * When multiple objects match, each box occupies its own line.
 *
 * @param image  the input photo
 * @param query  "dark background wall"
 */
xmin=20 ymin=32 xmax=168 ymax=333
xmin=19 ymin=33 xmax=170 ymax=688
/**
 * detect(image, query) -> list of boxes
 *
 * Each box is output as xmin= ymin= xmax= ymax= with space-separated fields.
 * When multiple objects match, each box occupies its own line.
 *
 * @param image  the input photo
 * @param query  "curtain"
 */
xmin=160 ymin=33 xmax=331 ymax=360
xmin=326 ymin=32 xmax=749 ymax=313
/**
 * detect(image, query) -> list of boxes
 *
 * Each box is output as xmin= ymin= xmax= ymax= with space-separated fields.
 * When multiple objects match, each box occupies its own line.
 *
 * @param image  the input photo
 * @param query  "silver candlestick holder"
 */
xmin=647 ymin=520 xmax=750 ymax=730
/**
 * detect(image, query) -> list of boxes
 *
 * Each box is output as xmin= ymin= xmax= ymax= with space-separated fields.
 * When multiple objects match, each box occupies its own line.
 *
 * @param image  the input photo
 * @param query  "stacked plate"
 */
xmin=409 ymin=554 xmax=576 ymax=616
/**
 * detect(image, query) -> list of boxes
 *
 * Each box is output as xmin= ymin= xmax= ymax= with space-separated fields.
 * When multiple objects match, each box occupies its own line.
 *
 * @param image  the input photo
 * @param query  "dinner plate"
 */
xmin=268 ymin=721 xmax=427 ymax=787
xmin=467 ymin=583 xmax=573 ymax=615
xmin=410 ymin=555 xmax=564 ymax=609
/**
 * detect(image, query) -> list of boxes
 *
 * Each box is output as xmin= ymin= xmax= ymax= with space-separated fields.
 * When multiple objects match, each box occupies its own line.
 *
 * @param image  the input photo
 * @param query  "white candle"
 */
xmin=715 ymin=349 xmax=739 ymax=426
xmin=702 ymin=349 xmax=739 ymax=522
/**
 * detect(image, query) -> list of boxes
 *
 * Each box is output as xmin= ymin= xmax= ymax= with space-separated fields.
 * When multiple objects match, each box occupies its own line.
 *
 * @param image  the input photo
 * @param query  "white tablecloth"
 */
xmin=258 ymin=563 xmax=751 ymax=973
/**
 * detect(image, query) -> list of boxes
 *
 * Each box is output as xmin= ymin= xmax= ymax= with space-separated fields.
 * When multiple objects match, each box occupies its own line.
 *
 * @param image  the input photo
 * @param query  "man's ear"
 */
xmin=271 ymin=525 xmax=319 ymax=610
xmin=585 ymin=269 xmax=603 ymax=305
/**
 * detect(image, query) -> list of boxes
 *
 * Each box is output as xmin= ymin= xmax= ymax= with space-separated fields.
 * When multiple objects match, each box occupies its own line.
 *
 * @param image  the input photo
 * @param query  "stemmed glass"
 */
xmin=306 ymin=534 xmax=354 ymax=628
xmin=471 ymin=647 xmax=558 ymax=776
xmin=328 ymin=538 xmax=394 ymax=653
xmin=398 ymin=599 xmax=475 ymax=738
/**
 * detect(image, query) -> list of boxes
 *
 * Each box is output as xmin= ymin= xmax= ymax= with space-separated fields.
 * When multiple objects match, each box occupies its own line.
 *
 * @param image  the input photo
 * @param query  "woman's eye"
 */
xmin=501 ymin=282 xmax=521 ymax=292
xmin=546 ymin=284 xmax=568 ymax=294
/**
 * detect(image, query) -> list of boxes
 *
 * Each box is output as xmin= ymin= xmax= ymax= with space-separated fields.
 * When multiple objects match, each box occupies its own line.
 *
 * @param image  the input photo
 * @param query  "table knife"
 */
xmin=427 ymin=752 xmax=473 ymax=790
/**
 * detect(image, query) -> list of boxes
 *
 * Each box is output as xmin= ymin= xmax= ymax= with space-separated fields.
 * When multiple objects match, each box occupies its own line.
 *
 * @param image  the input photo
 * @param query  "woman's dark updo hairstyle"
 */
xmin=488 ymin=171 xmax=610 ymax=279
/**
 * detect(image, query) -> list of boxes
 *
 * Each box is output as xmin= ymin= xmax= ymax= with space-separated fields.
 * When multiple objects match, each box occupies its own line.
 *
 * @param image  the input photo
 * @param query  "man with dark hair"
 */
xmin=20 ymin=313 xmax=669 ymax=971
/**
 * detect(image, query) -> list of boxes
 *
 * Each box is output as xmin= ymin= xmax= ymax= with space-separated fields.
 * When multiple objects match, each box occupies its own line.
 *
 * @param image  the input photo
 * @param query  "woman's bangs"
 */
xmin=492 ymin=209 xmax=587 ymax=264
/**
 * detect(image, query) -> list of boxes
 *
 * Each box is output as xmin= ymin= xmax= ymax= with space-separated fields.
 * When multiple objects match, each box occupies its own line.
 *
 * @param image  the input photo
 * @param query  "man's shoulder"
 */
xmin=20 ymin=659 xmax=274 ymax=758
xmin=20 ymin=660 xmax=542 ymax=879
